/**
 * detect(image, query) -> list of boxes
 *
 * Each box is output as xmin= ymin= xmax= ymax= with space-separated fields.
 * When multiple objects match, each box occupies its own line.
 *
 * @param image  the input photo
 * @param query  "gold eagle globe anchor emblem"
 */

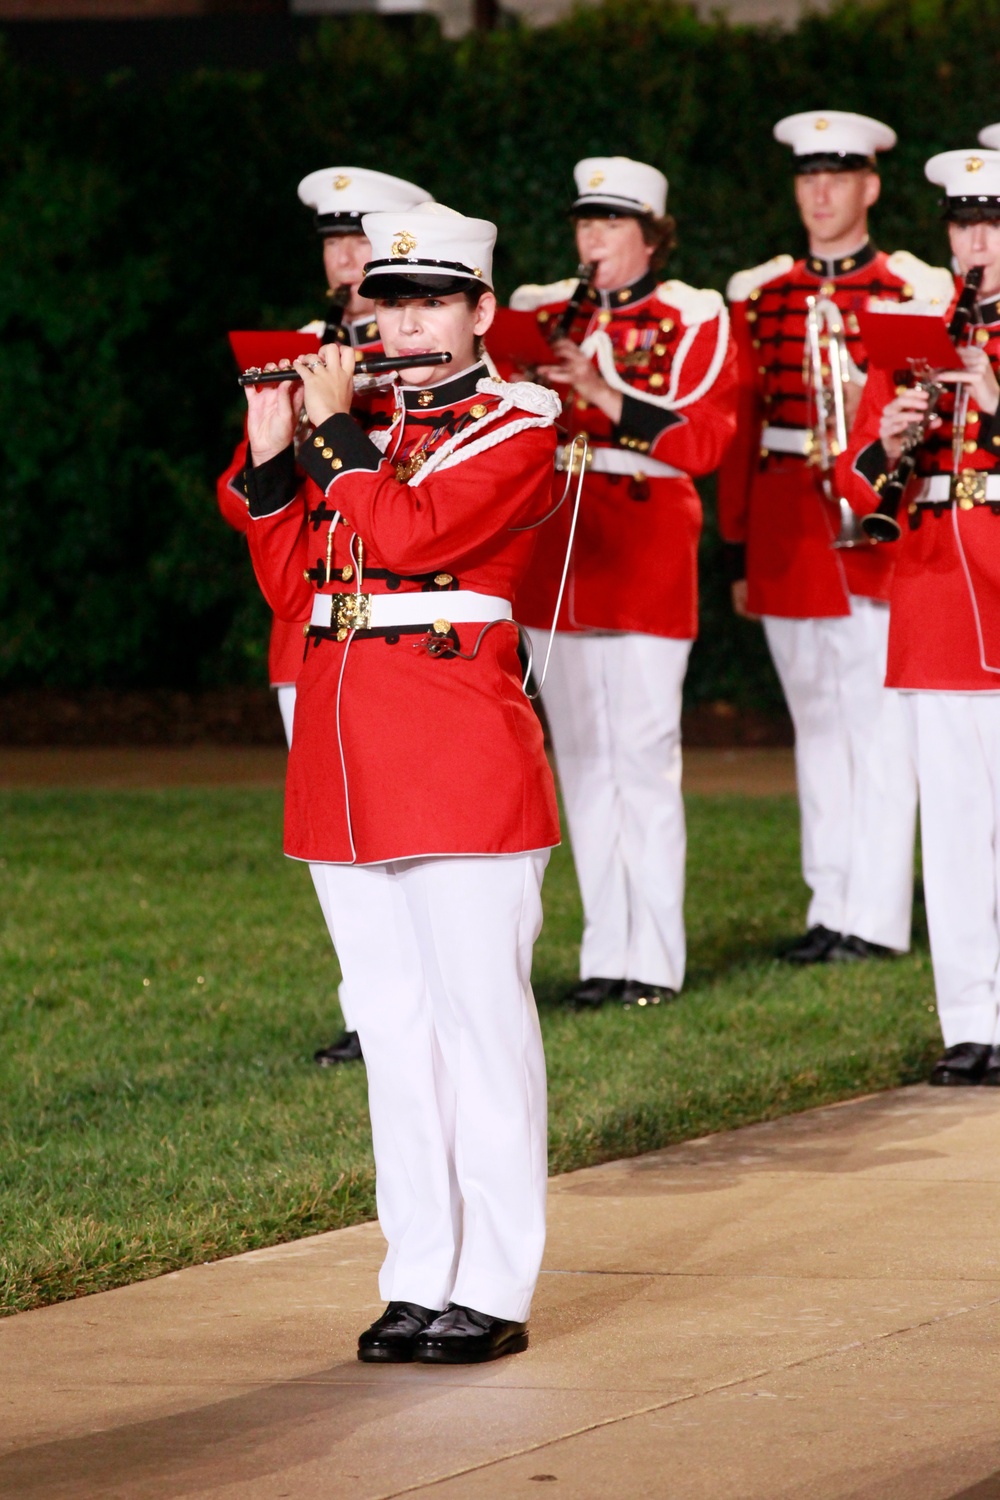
xmin=391 ymin=231 xmax=418 ymax=257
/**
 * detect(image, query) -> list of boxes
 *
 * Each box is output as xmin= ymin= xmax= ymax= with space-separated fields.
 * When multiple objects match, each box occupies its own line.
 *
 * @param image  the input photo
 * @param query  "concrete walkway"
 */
xmin=4 ymin=1086 xmax=1000 ymax=1500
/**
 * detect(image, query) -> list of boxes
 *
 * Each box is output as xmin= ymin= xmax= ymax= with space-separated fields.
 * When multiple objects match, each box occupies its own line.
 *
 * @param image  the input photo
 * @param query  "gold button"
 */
xmin=758 ymin=366 xmax=767 ymax=375
xmin=659 ymin=318 xmax=674 ymax=332
xmin=597 ymin=311 xmax=612 ymax=326
xmin=537 ymin=310 xmax=549 ymax=323
xmin=341 ymin=564 xmax=353 ymax=581
xmin=637 ymin=440 xmax=649 ymax=452
xmin=846 ymin=313 xmax=860 ymax=333
xmin=748 ymin=290 xmax=761 ymax=302
xmin=432 ymin=619 xmax=451 ymax=635
xmin=303 ymin=570 xmax=310 ymax=580
xmin=902 ymin=283 xmax=914 ymax=298
xmin=895 ymin=384 xmax=908 ymax=396
xmin=965 ymin=439 xmax=979 ymax=453
xmin=975 ymin=327 xmax=991 ymax=346
xmin=653 ymin=343 xmax=667 ymax=356
xmin=617 ymin=289 xmax=630 ymax=302
xmin=366 ymin=323 xmax=377 ymax=338
xmin=649 ymin=372 xmax=665 ymax=388
xmin=331 ymin=458 xmax=343 ymax=470
xmin=314 ymin=436 xmax=325 ymax=448
xmin=760 ymin=447 xmax=769 ymax=458
xmin=418 ymin=391 xmax=434 ymax=406
xmin=434 ymin=573 xmax=453 ymax=586
xmin=575 ymin=397 xmax=588 ymax=410
xmin=470 ymin=403 xmax=488 ymax=419
xmin=841 ymin=256 xmax=855 ymax=271
xmin=745 ymin=310 xmax=757 ymax=323
xmin=336 ymin=627 xmax=349 ymax=641
xmin=752 ymin=338 xmax=761 ymax=349
xmin=322 ymin=447 xmax=334 ymax=459
xmin=993 ymin=435 xmax=1000 ymax=446
xmin=303 ymin=623 xmax=310 ymax=637
xmin=820 ymin=281 xmax=836 ymax=297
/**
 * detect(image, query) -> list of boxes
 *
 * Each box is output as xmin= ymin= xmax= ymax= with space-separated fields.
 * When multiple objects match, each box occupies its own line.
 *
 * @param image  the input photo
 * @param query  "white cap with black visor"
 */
xmin=773 ymin=110 xmax=896 ymax=174
xmin=570 ymin=156 xmax=668 ymax=219
xmin=297 ymin=166 xmax=433 ymax=237
xmin=927 ymin=147 xmax=1000 ymax=222
xmin=358 ymin=203 xmax=496 ymax=299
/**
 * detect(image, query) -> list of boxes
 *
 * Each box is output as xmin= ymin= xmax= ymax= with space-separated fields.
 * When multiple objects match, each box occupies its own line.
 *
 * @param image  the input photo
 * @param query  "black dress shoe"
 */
xmin=357 ymin=1301 xmax=442 ymax=1363
xmin=620 ymin=980 xmax=677 ymax=1008
xmin=412 ymin=1303 xmax=528 ymax=1364
xmin=566 ymin=977 xmax=623 ymax=1010
xmin=929 ymin=1042 xmax=992 ymax=1086
xmin=981 ymin=1047 xmax=1000 ymax=1086
xmin=827 ymin=934 xmax=893 ymax=962
xmin=314 ymin=1030 xmax=363 ymax=1065
xmin=781 ymin=925 xmax=842 ymax=964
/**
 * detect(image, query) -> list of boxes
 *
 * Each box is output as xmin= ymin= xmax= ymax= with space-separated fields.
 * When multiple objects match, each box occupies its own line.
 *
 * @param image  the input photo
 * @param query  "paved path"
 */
xmin=0 ymin=745 xmax=797 ymax=795
xmin=3 ymin=1086 xmax=1000 ymax=1499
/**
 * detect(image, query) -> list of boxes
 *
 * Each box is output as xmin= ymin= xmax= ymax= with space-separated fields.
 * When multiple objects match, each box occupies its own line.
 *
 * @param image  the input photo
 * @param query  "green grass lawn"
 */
xmin=0 ymin=788 xmax=939 ymax=1315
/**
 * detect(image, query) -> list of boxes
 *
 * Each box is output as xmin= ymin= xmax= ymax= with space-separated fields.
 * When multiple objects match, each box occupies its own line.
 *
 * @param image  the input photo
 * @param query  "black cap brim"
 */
xmin=569 ymin=199 xmax=650 ymax=220
xmin=942 ymin=196 xmax=1000 ymax=223
xmin=316 ymin=212 xmax=366 ymax=237
xmin=793 ymin=152 xmax=876 ymax=175
xmin=358 ymin=271 xmax=489 ymax=299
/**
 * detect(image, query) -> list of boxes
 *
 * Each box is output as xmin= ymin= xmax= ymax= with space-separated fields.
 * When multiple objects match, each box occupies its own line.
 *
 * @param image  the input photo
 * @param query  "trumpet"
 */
xmin=238 ymin=352 xmax=453 ymax=387
xmin=861 ymin=265 xmax=984 ymax=543
xmin=803 ymin=295 xmax=870 ymax=550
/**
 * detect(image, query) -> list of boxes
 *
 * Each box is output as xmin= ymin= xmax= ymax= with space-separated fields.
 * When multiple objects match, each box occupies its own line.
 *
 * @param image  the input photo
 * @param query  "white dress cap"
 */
xmin=926 ymin=148 xmax=1000 ymax=215
xmin=773 ymin=111 xmax=896 ymax=170
xmin=978 ymin=123 xmax=1000 ymax=151
xmin=297 ymin=167 xmax=432 ymax=235
xmin=359 ymin=202 xmax=497 ymax=294
xmin=572 ymin=157 xmax=668 ymax=218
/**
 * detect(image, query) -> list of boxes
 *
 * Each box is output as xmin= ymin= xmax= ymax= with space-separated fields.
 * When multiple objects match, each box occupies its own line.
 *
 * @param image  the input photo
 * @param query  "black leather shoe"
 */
xmin=827 ymin=934 xmax=893 ymax=962
xmin=929 ymin=1042 xmax=991 ymax=1086
xmin=620 ymin=980 xmax=677 ymax=1008
xmin=566 ymin=977 xmax=623 ymax=1010
xmin=412 ymin=1303 xmax=528 ymax=1364
xmin=314 ymin=1030 xmax=363 ymax=1065
xmin=981 ymin=1047 xmax=1000 ymax=1086
xmin=781 ymin=925 xmax=842 ymax=964
xmin=357 ymin=1301 xmax=442 ymax=1363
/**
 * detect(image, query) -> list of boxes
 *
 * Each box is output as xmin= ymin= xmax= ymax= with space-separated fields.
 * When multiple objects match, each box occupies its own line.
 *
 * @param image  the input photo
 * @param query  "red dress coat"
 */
xmin=508 ymin=271 xmax=737 ymax=639
xmin=245 ymin=363 xmax=562 ymax=864
xmin=838 ymin=283 xmax=1000 ymax=692
xmin=216 ymin=314 xmax=385 ymax=687
xmin=718 ymin=243 xmax=954 ymax=618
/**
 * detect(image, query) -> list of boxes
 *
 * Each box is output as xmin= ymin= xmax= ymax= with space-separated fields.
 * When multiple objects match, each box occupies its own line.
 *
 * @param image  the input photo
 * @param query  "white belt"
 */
xmin=555 ymin=444 xmax=684 ymax=480
xmin=310 ymin=589 xmax=512 ymax=633
xmin=916 ymin=473 xmax=1000 ymax=506
xmin=761 ymin=425 xmax=812 ymax=457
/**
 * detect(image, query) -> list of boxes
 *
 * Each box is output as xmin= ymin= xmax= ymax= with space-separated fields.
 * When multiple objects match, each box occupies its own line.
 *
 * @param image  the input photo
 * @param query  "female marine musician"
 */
xmin=839 ymin=147 xmax=1000 ymax=1087
xmin=242 ymin=203 xmax=562 ymax=1365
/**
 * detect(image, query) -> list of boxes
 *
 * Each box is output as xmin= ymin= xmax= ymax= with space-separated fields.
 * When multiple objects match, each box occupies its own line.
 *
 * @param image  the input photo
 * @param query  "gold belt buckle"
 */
xmin=952 ymin=470 xmax=986 ymax=510
xmin=333 ymin=591 xmax=372 ymax=637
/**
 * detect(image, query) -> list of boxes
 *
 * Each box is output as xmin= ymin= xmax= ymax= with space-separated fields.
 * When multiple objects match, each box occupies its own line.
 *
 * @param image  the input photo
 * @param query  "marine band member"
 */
xmin=218 ymin=167 xmax=432 ymax=1067
xmin=511 ymin=155 xmax=738 ymax=1012
xmin=719 ymin=111 xmax=953 ymax=966
xmin=243 ymin=203 xmax=562 ymax=1362
xmin=839 ymin=146 xmax=1000 ymax=1086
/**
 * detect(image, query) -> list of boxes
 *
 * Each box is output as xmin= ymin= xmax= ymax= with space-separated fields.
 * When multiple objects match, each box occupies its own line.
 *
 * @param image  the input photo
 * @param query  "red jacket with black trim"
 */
xmin=838 ymin=280 xmax=1000 ymax=691
xmin=244 ymin=361 xmax=562 ymax=864
xmin=507 ymin=269 xmax=737 ymax=639
xmin=718 ymin=242 xmax=954 ymax=618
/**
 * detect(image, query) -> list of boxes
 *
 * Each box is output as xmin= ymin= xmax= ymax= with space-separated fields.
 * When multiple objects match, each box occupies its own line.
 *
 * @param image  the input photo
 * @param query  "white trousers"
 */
xmin=763 ymin=599 xmax=917 ymax=951
xmin=277 ymin=684 xmax=355 ymax=1033
xmin=309 ymin=852 xmax=550 ymax=1322
xmin=529 ymin=629 xmax=691 ymax=991
xmin=908 ymin=693 xmax=1000 ymax=1047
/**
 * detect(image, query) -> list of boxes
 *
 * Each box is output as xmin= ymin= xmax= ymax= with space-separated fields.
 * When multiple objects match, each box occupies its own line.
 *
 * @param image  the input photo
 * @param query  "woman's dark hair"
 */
xmin=640 ymin=212 xmax=677 ymax=270
xmin=463 ymin=284 xmax=491 ymax=356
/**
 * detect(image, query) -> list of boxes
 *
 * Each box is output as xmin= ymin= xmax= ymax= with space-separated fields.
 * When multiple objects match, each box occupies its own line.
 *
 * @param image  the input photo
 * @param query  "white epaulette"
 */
xmin=297 ymin=319 xmax=326 ymax=335
xmin=475 ymin=377 xmax=563 ymax=419
xmin=726 ymin=255 xmax=794 ymax=304
xmin=656 ymin=279 xmax=725 ymax=326
xmin=508 ymin=278 xmax=579 ymax=312
xmin=885 ymin=251 xmax=954 ymax=309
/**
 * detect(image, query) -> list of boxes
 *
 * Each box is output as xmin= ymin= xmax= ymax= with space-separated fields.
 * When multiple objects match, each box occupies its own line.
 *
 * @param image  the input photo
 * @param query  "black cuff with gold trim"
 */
xmin=979 ymin=404 xmax=1000 ymax=457
xmin=298 ymin=413 xmax=384 ymax=491
xmin=721 ymin=542 xmax=746 ymax=584
xmin=246 ymin=444 xmax=297 ymax=519
xmin=853 ymin=439 xmax=890 ymax=494
xmin=615 ymin=392 xmax=683 ymax=450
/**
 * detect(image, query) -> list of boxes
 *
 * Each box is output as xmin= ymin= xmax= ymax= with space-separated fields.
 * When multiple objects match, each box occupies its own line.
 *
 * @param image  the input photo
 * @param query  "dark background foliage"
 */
xmin=1 ymin=0 xmax=996 ymax=707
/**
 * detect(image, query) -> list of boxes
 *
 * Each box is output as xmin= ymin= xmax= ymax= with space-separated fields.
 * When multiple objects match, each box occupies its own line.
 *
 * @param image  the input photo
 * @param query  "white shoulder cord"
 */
xmin=520 ymin=433 xmax=589 ymax=698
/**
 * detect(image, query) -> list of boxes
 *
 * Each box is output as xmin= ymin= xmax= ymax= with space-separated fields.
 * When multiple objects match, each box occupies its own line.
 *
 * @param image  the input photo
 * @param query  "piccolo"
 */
xmin=238 ymin=352 xmax=452 ymax=387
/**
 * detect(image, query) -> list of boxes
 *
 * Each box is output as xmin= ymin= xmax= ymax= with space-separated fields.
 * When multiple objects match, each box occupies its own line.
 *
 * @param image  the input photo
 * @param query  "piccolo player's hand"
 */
xmin=538 ymin=338 xmax=624 ymax=424
xmin=245 ymin=362 xmax=304 ymax=466
xmin=938 ymin=345 xmax=1000 ymax=416
xmin=878 ymin=386 xmax=938 ymax=468
xmin=294 ymin=344 xmax=356 ymax=428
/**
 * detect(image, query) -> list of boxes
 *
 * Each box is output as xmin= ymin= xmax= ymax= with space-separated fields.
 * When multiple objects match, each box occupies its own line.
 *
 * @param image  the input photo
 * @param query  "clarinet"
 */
xmin=238 ymin=352 xmax=452 ymax=386
xmin=861 ymin=265 xmax=985 ymax=543
xmin=548 ymin=261 xmax=598 ymax=344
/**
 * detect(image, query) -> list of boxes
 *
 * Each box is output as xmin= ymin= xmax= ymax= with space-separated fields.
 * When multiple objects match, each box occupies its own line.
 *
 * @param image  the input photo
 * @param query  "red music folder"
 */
xmin=856 ymin=308 xmax=963 ymax=372
xmin=485 ymin=308 xmax=554 ymax=378
xmin=228 ymin=330 xmax=322 ymax=373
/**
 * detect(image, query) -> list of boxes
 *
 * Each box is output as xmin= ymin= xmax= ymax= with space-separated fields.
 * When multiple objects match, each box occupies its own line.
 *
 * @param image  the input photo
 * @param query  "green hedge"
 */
xmin=1 ymin=0 xmax=996 ymax=704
